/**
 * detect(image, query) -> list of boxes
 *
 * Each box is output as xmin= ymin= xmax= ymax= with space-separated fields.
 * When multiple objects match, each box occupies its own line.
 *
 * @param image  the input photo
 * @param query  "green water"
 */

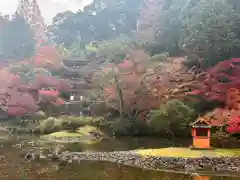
xmin=0 ymin=136 xmax=239 ymax=180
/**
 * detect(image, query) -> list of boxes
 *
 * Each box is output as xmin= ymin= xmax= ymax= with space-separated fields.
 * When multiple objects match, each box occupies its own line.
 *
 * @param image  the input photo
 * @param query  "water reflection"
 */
xmin=0 ymin=136 xmax=239 ymax=180
xmin=55 ymin=161 xmax=239 ymax=180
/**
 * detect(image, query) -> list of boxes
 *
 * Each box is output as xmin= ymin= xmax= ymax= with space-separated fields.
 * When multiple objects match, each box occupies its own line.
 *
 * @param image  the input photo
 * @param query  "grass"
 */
xmin=136 ymin=147 xmax=240 ymax=158
xmin=42 ymin=131 xmax=98 ymax=145
xmin=47 ymin=125 xmax=102 ymax=137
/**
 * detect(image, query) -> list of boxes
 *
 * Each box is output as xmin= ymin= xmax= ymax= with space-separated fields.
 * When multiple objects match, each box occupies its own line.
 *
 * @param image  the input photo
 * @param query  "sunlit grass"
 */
xmin=48 ymin=131 xmax=83 ymax=137
xmin=136 ymin=148 xmax=240 ymax=158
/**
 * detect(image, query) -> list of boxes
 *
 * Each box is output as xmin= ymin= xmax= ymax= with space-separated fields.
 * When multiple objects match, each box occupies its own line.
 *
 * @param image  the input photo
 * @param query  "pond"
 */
xmin=0 ymin=135 xmax=239 ymax=180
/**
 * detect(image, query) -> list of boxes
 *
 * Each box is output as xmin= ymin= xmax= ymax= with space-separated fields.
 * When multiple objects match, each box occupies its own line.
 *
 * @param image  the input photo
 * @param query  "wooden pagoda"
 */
xmin=62 ymin=57 xmax=92 ymax=102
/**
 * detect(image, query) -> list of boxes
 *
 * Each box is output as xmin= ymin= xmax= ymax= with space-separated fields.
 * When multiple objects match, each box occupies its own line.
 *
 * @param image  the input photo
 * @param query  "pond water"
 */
xmin=0 ymin=135 xmax=239 ymax=180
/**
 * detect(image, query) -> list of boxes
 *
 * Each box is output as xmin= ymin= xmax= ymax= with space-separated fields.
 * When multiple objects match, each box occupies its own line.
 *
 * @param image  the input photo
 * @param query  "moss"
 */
xmin=77 ymin=125 xmax=103 ymax=136
xmin=136 ymin=148 xmax=240 ymax=158
xmin=48 ymin=131 xmax=83 ymax=137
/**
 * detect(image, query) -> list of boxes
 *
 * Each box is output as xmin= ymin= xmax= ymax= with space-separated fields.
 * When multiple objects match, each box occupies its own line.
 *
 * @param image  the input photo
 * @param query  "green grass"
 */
xmin=136 ymin=148 xmax=240 ymax=158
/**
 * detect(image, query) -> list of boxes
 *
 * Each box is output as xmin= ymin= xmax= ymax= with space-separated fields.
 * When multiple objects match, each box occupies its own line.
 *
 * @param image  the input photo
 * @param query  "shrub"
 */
xmin=149 ymin=100 xmax=197 ymax=137
xmin=98 ymin=118 xmax=152 ymax=136
xmin=38 ymin=117 xmax=62 ymax=134
xmin=38 ymin=116 xmax=101 ymax=134
xmin=211 ymin=131 xmax=240 ymax=148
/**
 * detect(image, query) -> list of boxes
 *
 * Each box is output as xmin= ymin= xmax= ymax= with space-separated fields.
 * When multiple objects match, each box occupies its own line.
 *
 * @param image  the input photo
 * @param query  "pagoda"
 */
xmin=62 ymin=57 xmax=93 ymax=102
xmin=61 ymin=56 xmax=96 ymax=116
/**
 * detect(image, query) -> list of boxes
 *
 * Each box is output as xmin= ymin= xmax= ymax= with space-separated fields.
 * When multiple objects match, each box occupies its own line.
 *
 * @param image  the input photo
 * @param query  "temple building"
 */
xmin=61 ymin=57 xmax=94 ymax=115
xmin=62 ymin=57 xmax=93 ymax=102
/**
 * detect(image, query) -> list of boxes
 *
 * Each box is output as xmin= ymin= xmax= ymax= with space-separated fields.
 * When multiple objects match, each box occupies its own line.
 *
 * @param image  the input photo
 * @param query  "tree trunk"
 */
xmin=114 ymin=75 xmax=124 ymax=120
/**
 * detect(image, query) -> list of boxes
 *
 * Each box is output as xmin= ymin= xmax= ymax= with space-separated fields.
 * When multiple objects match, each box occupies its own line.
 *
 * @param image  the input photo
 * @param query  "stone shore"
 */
xmin=21 ymin=148 xmax=240 ymax=174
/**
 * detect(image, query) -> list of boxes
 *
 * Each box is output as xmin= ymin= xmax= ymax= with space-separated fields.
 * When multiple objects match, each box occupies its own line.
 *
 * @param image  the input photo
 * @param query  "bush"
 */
xmin=98 ymin=118 xmax=152 ymax=136
xmin=212 ymin=132 xmax=240 ymax=148
xmin=38 ymin=116 xmax=101 ymax=134
xmin=149 ymin=100 xmax=197 ymax=137
xmin=38 ymin=117 xmax=62 ymax=134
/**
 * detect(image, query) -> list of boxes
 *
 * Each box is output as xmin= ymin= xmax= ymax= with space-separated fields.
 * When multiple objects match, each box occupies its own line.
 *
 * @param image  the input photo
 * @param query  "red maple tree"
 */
xmin=0 ymin=68 xmax=68 ymax=117
xmin=187 ymin=58 xmax=240 ymax=103
xmin=0 ymin=70 xmax=37 ymax=116
xmin=187 ymin=58 xmax=240 ymax=133
xmin=226 ymin=115 xmax=240 ymax=134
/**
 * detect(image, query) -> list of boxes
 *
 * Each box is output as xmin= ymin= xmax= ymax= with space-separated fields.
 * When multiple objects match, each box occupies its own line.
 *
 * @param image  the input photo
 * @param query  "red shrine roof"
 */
xmin=191 ymin=118 xmax=211 ymax=128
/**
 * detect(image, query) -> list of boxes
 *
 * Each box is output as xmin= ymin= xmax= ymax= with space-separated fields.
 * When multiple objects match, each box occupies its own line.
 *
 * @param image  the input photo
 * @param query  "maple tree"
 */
xmin=186 ymin=58 xmax=240 ymax=133
xmin=0 ymin=66 xmax=68 ymax=117
xmin=0 ymin=70 xmax=37 ymax=116
xmin=100 ymin=50 xmax=187 ymax=120
xmin=31 ymin=45 xmax=62 ymax=69
xmin=186 ymin=58 xmax=240 ymax=103
xmin=226 ymin=115 xmax=240 ymax=134
xmin=34 ymin=74 xmax=69 ymax=116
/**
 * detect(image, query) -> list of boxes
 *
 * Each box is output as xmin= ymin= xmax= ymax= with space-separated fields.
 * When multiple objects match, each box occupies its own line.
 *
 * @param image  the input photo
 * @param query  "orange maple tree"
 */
xmin=31 ymin=45 xmax=62 ymax=68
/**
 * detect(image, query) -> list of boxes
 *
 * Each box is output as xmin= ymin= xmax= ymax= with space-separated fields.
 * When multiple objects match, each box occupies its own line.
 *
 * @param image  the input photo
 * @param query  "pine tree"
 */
xmin=0 ymin=14 xmax=36 ymax=61
xmin=136 ymin=0 xmax=163 ymax=42
xmin=16 ymin=0 xmax=46 ymax=43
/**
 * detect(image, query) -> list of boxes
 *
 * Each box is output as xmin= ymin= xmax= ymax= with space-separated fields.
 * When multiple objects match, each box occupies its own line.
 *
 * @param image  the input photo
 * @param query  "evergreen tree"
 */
xmin=0 ymin=14 xmax=36 ymax=61
xmin=181 ymin=0 xmax=240 ymax=68
xmin=47 ymin=0 xmax=144 ymax=46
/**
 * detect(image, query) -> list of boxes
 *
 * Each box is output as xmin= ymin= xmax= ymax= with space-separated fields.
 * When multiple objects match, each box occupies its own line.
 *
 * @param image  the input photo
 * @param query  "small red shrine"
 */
xmin=191 ymin=118 xmax=211 ymax=149
xmin=193 ymin=175 xmax=210 ymax=180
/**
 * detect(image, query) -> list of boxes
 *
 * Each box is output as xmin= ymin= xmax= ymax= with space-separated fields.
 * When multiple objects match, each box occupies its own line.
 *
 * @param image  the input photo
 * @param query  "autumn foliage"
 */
xmin=226 ymin=115 xmax=240 ymax=133
xmin=0 ymin=70 xmax=36 ymax=116
xmin=187 ymin=58 xmax=240 ymax=133
xmin=102 ymin=51 xmax=188 ymax=119
xmin=31 ymin=45 xmax=62 ymax=68
xmin=0 ymin=66 xmax=68 ymax=117
xmin=187 ymin=58 xmax=240 ymax=103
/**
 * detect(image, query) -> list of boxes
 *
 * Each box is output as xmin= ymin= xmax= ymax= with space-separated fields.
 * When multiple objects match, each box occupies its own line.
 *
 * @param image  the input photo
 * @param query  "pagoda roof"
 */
xmin=63 ymin=57 xmax=90 ymax=65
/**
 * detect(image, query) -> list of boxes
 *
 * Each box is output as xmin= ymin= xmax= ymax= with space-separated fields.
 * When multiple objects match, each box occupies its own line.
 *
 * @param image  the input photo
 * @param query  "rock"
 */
xmin=18 ymin=147 xmax=240 ymax=174
xmin=40 ymin=155 xmax=47 ymax=159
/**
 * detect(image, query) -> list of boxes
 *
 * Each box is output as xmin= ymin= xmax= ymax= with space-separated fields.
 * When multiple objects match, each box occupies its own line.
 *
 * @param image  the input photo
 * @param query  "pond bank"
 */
xmin=21 ymin=148 xmax=240 ymax=174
